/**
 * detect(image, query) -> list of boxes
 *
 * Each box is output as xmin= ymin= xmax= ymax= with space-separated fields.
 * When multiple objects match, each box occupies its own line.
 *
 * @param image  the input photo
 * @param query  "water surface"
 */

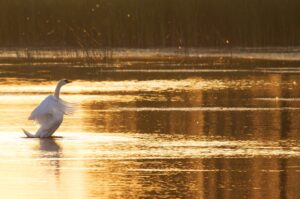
xmin=0 ymin=50 xmax=300 ymax=198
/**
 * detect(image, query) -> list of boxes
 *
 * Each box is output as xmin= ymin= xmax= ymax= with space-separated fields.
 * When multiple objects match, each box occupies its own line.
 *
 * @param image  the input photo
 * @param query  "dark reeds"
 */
xmin=0 ymin=0 xmax=299 ymax=48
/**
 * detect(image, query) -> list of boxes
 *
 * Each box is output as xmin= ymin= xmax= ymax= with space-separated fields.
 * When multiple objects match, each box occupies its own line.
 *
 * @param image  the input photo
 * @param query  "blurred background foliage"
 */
xmin=0 ymin=0 xmax=299 ymax=48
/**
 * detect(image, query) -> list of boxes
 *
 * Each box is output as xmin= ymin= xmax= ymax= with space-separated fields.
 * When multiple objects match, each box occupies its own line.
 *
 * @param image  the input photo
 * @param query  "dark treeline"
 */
xmin=0 ymin=0 xmax=299 ymax=48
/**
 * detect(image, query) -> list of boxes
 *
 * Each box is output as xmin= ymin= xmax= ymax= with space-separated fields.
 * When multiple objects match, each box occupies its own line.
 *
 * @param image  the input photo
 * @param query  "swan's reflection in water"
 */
xmin=36 ymin=138 xmax=62 ymax=196
xmin=38 ymin=138 xmax=61 ymax=152
xmin=38 ymin=138 xmax=61 ymax=178
xmin=28 ymin=138 xmax=85 ymax=199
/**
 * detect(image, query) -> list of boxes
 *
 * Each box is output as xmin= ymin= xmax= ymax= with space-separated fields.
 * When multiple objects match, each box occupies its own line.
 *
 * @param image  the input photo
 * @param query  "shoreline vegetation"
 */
xmin=0 ymin=47 xmax=299 ymax=64
xmin=0 ymin=0 xmax=299 ymax=48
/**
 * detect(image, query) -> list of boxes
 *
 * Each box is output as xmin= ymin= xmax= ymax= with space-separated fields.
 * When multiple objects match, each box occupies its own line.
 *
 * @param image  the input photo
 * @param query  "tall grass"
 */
xmin=0 ymin=0 xmax=299 ymax=48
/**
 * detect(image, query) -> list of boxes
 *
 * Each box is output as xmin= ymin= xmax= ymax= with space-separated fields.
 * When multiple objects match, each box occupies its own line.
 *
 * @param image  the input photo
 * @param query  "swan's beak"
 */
xmin=65 ymin=80 xmax=72 ymax=83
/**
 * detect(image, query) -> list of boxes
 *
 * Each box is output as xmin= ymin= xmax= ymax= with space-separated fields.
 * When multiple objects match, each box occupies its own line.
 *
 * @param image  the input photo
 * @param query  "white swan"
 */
xmin=23 ymin=79 xmax=74 ymax=138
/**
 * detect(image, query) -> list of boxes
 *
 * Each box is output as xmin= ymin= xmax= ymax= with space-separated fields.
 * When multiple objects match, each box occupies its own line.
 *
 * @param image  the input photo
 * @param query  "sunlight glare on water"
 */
xmin=0 ymin=78 xmax=285 ymax=93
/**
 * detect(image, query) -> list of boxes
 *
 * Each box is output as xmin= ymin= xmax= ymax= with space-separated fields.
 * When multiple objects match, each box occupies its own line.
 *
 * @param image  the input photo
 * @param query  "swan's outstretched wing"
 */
xmin=59 ymin=98 xmax=76 ymax=115
xmin=28 ymin=95 xmax=75 ymax=128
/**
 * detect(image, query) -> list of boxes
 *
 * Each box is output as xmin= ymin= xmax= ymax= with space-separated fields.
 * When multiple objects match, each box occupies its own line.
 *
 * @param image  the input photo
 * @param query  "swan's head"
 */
xmin=58 ymin=79 xmax=72 ymax=87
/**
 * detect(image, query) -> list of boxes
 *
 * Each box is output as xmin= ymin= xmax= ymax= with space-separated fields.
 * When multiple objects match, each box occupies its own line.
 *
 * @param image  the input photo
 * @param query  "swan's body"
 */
xmin=23 ymin=79 xmax=74 ymax=138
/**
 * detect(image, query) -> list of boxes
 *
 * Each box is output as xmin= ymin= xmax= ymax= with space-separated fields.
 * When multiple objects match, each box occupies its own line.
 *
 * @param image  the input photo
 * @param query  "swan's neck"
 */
xmin=54 ymin=83 xmax=63 ymax=99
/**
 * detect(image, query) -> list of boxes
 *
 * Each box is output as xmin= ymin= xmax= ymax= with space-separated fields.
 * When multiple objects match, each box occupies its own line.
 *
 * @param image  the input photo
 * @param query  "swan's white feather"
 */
xmin=29 ymin=95 xmax=74 ymax=129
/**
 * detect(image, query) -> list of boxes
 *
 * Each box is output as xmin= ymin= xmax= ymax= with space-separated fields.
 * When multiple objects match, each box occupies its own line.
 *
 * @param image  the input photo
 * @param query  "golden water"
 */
xmin=0 ymin=57 xmax=300 ymax=198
